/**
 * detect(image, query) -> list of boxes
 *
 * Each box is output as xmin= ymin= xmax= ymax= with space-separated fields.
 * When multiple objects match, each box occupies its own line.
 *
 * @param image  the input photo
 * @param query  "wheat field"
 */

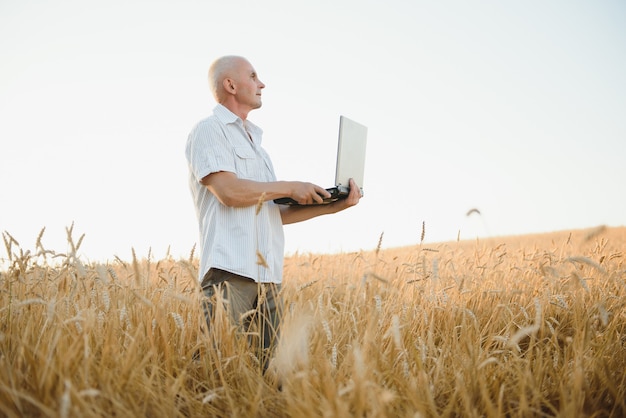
xmin=1 ymin=225 xmax=625 ymax=417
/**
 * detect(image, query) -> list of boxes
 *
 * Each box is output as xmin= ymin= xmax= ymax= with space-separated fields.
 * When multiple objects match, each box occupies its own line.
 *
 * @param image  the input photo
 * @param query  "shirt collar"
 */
xmin=214 ymin=104 xmax=238 ymax=124
xmin=213 ymin=104 xmax=263 ymax=142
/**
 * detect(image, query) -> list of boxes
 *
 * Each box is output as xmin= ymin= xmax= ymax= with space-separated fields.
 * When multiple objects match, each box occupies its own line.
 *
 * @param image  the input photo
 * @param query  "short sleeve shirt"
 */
xmin=185 ymin=104 xmax=284 ymax=283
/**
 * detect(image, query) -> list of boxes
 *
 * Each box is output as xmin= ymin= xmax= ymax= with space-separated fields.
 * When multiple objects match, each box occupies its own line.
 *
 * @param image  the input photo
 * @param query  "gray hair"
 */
xmin=208 ymin=55 xmax=247 ymax=102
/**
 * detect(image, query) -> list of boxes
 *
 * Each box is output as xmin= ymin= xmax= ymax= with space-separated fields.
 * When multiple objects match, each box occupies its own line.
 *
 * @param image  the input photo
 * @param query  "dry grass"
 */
xmin=1 ymin=225 xmax=625 ymax=417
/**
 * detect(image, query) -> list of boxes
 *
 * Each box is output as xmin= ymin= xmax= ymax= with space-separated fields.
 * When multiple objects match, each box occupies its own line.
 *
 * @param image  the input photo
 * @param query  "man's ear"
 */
xmin=223 ymin=78 xmax=236 ymax=94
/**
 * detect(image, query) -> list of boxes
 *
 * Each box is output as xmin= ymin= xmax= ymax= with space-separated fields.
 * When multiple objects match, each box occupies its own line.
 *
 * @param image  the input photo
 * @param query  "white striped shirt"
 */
xmin=185 ymin=104 xmax=285 ymax=283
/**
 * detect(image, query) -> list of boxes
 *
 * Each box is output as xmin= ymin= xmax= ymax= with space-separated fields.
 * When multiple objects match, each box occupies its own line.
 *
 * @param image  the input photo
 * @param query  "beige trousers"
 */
xmin=201 ymin=268 xmax=282 ymax=371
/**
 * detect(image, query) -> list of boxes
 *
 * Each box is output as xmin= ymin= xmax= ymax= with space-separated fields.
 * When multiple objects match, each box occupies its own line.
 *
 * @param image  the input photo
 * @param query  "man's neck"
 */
xmin=220 ymin=100 xmax=250 ymax=121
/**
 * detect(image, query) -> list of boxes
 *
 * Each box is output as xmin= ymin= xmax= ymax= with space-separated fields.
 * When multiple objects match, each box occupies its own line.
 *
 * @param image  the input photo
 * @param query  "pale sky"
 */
xmin=1 ymin=0 xmax=625 ymax=263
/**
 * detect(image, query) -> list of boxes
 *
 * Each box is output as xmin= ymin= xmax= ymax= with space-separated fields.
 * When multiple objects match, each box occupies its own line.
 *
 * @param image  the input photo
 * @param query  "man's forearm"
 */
xmin=202 ymin=171 xmax=331 ymax=207
xmin=279 ymin=204 xmax=338 ymax=225
xmin=210 ymin=178 xmax=294 ymax=207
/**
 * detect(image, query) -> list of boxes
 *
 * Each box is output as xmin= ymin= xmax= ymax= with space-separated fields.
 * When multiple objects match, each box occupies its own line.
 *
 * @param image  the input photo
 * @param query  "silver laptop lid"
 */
xmin=335 ymin=116 xmax=367 ymax=194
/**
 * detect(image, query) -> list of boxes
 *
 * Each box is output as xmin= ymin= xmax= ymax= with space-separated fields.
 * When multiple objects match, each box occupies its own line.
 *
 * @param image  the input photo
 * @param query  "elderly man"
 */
xmin=185 ymin=55 xmax=361 ymax=370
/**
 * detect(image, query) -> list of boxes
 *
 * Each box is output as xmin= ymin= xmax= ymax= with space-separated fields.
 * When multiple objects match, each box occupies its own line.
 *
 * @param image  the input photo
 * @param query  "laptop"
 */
xmin=273 ymin=115 xmax=367 ymax=205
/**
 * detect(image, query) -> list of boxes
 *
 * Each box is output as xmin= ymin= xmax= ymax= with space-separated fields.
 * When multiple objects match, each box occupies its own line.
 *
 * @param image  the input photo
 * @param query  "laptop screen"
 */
xmin=335 ymin=116 xmax=368 ymax=193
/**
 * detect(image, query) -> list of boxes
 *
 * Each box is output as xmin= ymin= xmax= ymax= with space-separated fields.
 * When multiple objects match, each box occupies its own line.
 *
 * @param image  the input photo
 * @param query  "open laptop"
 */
xmin=273 ymin=115 xmax=367 ymax=205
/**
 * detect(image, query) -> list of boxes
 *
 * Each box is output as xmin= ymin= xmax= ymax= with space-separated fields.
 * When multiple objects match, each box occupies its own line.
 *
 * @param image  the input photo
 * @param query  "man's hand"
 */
xmin=331 ymin=178 xmax=362 ymax=210
xmin=278 ymin=178 xmax=362 ymax=224
xmin=290 ymin=182 xmax=331 ymax=205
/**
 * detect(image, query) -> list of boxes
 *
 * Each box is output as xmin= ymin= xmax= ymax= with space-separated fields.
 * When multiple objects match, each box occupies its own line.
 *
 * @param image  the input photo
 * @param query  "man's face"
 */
xmin=232 ymin=59 xmax=265 ymax=110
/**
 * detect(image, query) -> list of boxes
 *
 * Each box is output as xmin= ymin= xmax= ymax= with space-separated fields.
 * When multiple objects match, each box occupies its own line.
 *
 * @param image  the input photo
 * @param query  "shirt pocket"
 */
xmin=233 ymin=146 xmax=257 ymax=179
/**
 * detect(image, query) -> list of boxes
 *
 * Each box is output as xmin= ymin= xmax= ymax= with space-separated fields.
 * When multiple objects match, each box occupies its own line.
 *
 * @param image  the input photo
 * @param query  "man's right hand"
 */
xmin=289 ymin=182 xmax=331 ymax=205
